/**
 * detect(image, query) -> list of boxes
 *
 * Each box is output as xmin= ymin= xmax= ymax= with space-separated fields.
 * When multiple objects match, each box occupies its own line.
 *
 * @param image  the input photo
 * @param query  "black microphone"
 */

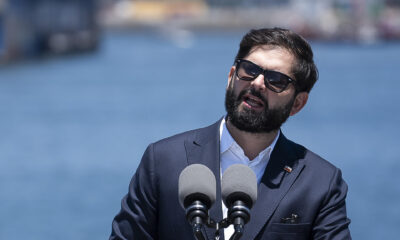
xmin=179 ymin=164 xmax=216 ymax=240
xmin=222 ymin=164 xmax=257 ymax=240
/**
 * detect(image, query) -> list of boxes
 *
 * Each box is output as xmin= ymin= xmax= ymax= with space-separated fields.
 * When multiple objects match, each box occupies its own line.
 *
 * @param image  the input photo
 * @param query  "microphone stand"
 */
xmin=227 ymin=200 xmax=250 ymax=240
xmin=187 ymin=201 xmax=249 ymax=240
xmin=201 ymin=216 xmax=245 ymax=240
xmin=192 ymin=222 xmax=206 ymax=240
xmin=229 ymin=224 xmax=244 ymax=240
xmin=186 ymin=201 xmax=208 ymax=240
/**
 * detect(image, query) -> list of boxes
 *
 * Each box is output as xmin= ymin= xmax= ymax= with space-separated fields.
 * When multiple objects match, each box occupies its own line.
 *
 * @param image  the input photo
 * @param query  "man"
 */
xmin=110 ymin=28 xmax=351 ymax=240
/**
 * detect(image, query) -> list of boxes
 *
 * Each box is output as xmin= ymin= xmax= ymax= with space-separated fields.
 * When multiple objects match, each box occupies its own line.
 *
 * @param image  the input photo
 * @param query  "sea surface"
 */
xmin=0 ymin=31 xmax=399 ymax=239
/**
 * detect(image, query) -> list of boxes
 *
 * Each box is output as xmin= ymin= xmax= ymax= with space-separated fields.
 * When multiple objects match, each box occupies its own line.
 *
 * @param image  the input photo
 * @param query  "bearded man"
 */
xmin=110 ymin=28 xmax=351 ymax=240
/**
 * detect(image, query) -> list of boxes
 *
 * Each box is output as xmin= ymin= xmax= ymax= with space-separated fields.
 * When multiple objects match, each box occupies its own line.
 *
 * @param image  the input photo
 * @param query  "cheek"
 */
xmin=267 ymin=93 xmax=293 ymax=109
xmin=232 ymin=79 xmax=249 ymax=94
xmin=266 ymin=97 xmax=279 ymax=108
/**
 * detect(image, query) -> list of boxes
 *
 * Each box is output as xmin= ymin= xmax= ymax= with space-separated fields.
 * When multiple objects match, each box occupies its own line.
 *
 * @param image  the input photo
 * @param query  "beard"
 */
xmin=224 ymin=83 xmax=295 ymax=133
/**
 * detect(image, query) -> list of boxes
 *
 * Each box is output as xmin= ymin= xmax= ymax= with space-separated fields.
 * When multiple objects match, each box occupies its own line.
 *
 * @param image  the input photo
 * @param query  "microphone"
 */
xmin=179 ymin=164 xmax=216 ymax=240
xmin=222 ymin=164 xmax=257 ymax=240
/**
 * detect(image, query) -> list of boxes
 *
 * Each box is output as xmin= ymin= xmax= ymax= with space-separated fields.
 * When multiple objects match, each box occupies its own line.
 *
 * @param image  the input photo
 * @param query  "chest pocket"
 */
xmin=264 ymin=223 xmax=311 ymax=240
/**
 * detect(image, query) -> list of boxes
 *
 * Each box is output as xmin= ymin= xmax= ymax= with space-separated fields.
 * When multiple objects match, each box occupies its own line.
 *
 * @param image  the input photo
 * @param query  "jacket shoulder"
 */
xmin=285 ymin=137 xmax=340 ymax=173
xmin=152 ymin=119 xmax=221 ymax=148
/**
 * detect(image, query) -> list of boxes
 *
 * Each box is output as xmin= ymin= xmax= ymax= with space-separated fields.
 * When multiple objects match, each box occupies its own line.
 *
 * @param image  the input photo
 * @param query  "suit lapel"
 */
xmin=184 ymin=119 xmax=224 ymax=240
xmin=244 ymin=133 xmax=306 ymax=240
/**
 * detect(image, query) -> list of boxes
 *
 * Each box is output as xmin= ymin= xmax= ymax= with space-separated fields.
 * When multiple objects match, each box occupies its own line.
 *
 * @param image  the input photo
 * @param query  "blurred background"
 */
xmin=0 ymin=0 xmax=399 ymax=239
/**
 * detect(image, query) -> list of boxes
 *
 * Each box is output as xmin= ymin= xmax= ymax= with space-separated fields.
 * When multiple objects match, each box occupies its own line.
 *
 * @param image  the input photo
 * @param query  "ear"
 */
xmin=290 ymin=92 xmax=308 ymax=116
xmin=227 ymin=66 xmax=236 ymax=88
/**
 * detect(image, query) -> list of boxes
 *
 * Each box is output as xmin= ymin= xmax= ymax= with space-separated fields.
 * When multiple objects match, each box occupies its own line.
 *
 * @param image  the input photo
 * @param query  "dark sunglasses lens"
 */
xmin=265 ymin=71 xmax=290 ymax=92
xmin=237 ymin=61 xmax=261 ymax=81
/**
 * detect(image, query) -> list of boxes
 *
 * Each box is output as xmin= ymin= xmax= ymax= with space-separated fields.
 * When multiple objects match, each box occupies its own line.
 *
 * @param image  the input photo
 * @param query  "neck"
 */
xmin=226 ymin=120 xmax=278 ymax=160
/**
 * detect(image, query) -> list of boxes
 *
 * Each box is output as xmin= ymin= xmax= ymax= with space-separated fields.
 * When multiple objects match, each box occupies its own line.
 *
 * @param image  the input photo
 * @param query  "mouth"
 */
xmin=242 ymin=94 xmax=265 ymax=110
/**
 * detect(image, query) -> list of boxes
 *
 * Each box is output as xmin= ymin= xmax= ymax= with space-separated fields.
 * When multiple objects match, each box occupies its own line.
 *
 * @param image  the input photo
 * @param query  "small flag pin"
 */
xmin=284 ymin=166 xmax=292 ymax=173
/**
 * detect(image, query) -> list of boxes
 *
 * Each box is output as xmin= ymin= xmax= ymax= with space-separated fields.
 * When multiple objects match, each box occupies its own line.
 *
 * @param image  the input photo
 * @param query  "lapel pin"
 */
xmin=284 ymin=166 xmax=292 ymax=173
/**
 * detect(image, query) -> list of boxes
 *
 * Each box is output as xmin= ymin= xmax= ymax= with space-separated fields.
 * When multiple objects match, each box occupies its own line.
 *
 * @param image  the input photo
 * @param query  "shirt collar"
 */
xmin=219 ymin=118 xmax=280 ymax=160
xmin=220 ymin=118 xmax=235 ymax=155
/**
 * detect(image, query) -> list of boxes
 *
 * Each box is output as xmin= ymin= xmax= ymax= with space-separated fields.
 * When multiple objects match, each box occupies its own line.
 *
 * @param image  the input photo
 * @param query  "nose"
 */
xmin=250 ymin=74 xmax=266 ymax=92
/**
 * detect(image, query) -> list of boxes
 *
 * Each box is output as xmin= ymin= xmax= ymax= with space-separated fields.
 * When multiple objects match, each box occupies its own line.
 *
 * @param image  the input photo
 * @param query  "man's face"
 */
xmin=225 ymin=45 xmax=302 ymax=133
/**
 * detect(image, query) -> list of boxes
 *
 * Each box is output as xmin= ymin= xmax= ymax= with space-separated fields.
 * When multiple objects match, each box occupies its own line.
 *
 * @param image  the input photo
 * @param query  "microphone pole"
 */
xmin=186 ymin=200 xmax=208 ymax=240
xmin=228 ymin=200 xmax=250 ymax=240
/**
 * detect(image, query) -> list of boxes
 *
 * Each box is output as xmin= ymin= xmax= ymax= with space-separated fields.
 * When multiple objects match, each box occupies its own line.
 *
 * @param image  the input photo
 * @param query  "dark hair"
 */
xmin=234 ymin=27 xmax=318 ymax=93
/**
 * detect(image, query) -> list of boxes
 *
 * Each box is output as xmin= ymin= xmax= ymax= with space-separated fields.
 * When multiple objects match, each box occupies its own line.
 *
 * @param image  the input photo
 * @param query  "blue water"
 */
xmin=0 ymin=31 xmax=399 ymax=239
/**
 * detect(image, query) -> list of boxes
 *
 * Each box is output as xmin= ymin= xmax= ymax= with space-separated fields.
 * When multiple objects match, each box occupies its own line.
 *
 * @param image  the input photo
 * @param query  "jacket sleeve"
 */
xmin=110 ymin=144 xmax=158 ymax=240
xmin=312 ymin=168 xmax=352 ymax=240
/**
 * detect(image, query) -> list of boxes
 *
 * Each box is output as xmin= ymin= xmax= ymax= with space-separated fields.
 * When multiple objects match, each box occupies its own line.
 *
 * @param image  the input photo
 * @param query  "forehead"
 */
xmin=244 ymin=45 xmax=295 ymax=74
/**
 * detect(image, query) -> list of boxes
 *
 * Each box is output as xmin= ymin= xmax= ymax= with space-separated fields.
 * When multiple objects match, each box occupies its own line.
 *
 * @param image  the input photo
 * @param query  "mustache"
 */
xmin=237 ymin=88 xmax=267 ymax=104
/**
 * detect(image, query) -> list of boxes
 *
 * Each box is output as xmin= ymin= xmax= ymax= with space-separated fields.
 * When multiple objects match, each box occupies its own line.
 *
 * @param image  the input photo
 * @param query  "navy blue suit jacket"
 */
xmin=110 ymin=119 xmax=351 ymax=240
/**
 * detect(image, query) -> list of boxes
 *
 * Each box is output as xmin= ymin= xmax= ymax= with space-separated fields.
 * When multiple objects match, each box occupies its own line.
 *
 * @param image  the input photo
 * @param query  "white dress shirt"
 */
xmin=219 ymin=118 xmax=280 ymax=239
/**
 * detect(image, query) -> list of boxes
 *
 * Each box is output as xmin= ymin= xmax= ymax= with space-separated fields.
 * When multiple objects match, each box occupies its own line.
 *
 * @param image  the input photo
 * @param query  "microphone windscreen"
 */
xmin=178 ymin=164 xmax=216 ymax=208
xmin=222 ymin=164 xmax=257 ymax=208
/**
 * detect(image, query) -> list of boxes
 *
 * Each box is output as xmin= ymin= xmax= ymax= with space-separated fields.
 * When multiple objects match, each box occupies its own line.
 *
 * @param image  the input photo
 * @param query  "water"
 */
xmin=0 ymin=31 xmax=399 ymax=239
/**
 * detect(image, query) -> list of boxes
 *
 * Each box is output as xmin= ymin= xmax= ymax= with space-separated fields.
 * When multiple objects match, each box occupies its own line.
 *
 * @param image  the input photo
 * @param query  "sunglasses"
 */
xmin=235 ymin=59 xmax=296 ymax=93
